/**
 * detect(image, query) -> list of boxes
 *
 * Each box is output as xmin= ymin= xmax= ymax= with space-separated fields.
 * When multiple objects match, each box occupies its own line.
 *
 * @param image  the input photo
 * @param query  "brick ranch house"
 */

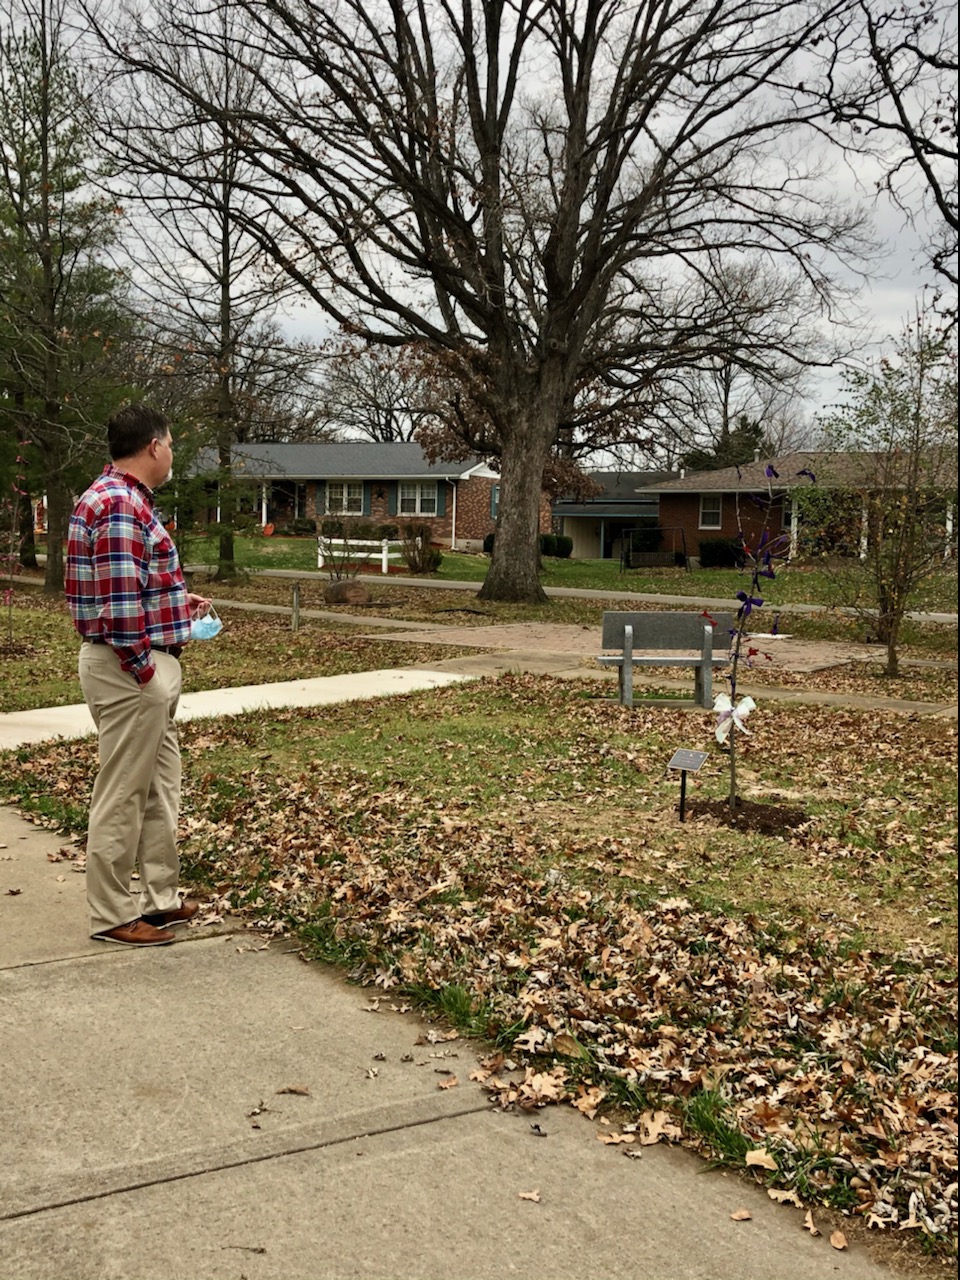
xmin=192 ymin=441 xmax=552 ymax=551
xmin=634 ymin=453 xmax=957 ymax=563
xmin=554 ymin=452 xmax=957 ymax=563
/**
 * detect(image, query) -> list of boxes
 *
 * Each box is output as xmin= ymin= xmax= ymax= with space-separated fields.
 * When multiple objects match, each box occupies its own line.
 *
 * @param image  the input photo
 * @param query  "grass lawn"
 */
xmin=2 ymin=586 xmax=957 ymax=712
xmin=0 ymin=587 xmax=956 ymax=1257
xmin=179 ymin=534 xmax=960 ymax=613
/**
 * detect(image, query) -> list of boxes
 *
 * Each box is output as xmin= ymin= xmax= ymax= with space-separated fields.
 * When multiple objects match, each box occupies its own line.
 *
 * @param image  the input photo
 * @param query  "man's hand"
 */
xmin=187 ymin=592 xmax=212 ymax=618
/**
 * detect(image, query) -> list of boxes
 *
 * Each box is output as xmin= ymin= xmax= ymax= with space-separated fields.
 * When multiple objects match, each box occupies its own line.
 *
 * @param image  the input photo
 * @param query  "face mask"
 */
xmin=190 ymin=607 xmax=222 ymax=641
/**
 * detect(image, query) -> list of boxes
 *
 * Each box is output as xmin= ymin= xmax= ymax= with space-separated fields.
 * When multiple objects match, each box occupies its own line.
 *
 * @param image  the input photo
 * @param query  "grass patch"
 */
xmin=180 ymin=536 xmax=960 ymax=613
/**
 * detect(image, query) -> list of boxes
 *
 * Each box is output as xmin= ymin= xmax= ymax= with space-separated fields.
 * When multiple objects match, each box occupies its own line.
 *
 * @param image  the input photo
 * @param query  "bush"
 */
xmin=400 ymin=522 xmax=443 ymax=574
xmin=291 ymin=517 xmax=317 ymax=535
xmin=554 ymin=535 xmax=573 ymax=558
xmin=698 ymin=537 xmax=745 ymax=569
xmin=539 ymin=533 xmax=558 ymax=557
xmin=483 ymin=532 xmax=496 ymax=554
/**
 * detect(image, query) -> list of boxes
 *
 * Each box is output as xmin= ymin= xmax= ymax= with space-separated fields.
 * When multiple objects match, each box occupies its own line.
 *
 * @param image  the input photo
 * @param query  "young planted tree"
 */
xmin=99 ymin=0 xmax=870 ymax=602
xmin=798 ymin=319 xmax=957 ymax=676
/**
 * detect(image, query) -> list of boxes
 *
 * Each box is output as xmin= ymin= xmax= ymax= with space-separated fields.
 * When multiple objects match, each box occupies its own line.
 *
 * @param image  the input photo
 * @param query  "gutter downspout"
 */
xmin=447 ymin=478 xmax=457 ymax=550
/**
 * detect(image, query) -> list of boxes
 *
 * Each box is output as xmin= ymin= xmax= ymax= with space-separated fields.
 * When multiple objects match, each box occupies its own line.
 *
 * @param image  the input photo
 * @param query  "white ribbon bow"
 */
xmin=713 ymin=693 xmax=756 ymax=743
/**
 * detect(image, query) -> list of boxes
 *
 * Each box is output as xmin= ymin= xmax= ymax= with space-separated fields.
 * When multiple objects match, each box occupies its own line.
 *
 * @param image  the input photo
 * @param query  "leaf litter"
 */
xmin=1 ymin=676 xmax=956 ymax=1246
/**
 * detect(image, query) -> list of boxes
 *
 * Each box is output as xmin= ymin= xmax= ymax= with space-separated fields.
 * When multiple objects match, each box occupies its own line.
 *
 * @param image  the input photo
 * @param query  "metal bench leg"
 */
xmin=621 ymin=625 xmax=634 ymax=708
xmin=621 ymin=660 xmax=634 ymax=708
xmin=696 ymin=663 xmax=711 ymax=708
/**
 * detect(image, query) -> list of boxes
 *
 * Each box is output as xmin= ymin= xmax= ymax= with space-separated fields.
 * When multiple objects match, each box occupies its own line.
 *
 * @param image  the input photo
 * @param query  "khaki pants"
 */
xmin=78 ymin=644 xmax=183 ymax=935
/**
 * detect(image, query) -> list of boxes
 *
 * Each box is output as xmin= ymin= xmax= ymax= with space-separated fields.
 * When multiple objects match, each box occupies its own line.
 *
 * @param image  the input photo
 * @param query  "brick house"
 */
xmin=197 ymin=441 xmax=551 ymax=550
xmin=555 ymin=451 xmax=957 ymax=563
xmin=634 ymin=455 xmax=957 ymax=565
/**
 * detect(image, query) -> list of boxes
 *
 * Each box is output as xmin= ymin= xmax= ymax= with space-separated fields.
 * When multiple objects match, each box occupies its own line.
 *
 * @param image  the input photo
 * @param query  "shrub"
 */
xmin=400 ymin=522 xmax=443 ymax=574
xmin=291 ymin=517 xmax=317 ymax=535
xmin=698 ymin=537 xmax=745 ymax=568
xmin=554 ymin=535 xmax=573 ymax=558
xmin=483 ymin=532 xmax=496 ymax=554
xmin=539 ymin=532 xmax=558 ymax=557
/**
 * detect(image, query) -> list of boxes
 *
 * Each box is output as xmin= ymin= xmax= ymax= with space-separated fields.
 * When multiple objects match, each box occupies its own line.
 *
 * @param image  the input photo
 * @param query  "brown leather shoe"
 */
xmin=141 ymin=900 xmax=200 ymax=928
xmin=93 ymin=919 xmax=176 ymax=946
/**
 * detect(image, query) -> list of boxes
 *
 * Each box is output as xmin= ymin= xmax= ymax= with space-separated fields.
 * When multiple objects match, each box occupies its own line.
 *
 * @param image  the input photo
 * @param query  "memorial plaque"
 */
xmin=667 ymin=749 xmax=708 ymax=773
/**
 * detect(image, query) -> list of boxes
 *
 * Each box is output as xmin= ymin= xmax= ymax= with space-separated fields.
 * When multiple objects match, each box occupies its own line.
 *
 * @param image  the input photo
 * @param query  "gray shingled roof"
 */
xmin=554 ymin=470 xmax=678 ymax=516
xmin=644 ymin=451 xmax=928 ymax=493
xmin=195 ymin=441 xmax=491 ymax=480
xmin=648 ymin=451 xmax=958 ymax=493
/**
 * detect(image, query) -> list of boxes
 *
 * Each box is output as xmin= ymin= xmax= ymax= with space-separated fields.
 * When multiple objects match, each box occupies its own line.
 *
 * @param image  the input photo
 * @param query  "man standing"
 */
xmin=66 ymin=404 xmax=211 ymax=947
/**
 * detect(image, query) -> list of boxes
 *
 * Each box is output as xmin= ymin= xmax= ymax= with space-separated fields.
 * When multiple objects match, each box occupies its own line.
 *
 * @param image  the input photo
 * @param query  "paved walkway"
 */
xmin=1 ymin=808 xmax=897 ymax=1280
xmin=0 ymin=592 xmax=953 ymax=1277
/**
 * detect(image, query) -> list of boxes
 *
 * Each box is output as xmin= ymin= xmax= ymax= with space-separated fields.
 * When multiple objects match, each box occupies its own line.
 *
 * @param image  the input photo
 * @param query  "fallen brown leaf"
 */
xmin=746 ymin=1149 xmax=778 ymax=1171
xmin=830 ymin=1230 xmax=848 ymax=1251
xmin=518 ymin=1190 xmax=541 ymax=1203
xmin=803 ymin=1211 xmax=820 ymax=1237
xmin=275 ymin=1085 xmax=310 ymax=1096
xmin=767 ymin=1188 xmax=803 ymax=1207
xmin=730 ymin=1209 xmax=753 ymax=1222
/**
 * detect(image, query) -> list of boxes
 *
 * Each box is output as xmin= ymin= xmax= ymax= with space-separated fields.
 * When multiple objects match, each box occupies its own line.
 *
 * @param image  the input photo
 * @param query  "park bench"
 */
xmin=597 ymin=611 xmax=735 ymax=709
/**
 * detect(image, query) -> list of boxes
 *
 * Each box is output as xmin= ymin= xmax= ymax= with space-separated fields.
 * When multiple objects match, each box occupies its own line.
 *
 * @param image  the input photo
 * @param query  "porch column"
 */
xmin=859 ymin=500 xmax=868 ymax=561
xmin=789 ymin=496 xmax=799 ymax=559
xmin=261 ymin=484 xmax=268 ymax=526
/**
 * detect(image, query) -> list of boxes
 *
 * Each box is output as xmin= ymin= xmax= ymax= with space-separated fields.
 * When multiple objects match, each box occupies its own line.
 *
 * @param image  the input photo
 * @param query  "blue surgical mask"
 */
xmin=190 ymin=607 xmax=222 ymax=641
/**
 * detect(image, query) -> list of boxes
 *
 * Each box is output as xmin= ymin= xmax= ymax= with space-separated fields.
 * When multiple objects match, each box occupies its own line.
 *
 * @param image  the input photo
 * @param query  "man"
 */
xmin=66 ymin=404 xmax=211 ymax=947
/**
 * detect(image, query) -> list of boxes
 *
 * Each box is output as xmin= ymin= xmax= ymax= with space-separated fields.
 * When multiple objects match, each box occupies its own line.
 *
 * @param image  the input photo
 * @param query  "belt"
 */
xmin=85 ymin=639 xmax=181 ymax=655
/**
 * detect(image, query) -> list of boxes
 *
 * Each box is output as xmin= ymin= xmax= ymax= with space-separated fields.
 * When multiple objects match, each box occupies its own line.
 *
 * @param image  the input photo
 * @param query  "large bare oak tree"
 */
xmin=101 ymin=0 xmax=871 ymax=600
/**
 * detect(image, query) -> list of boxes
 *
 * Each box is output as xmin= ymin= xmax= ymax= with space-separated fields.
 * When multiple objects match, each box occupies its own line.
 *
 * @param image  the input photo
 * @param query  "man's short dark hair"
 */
xmin=107 ymin=404 xmax=171 ymax=461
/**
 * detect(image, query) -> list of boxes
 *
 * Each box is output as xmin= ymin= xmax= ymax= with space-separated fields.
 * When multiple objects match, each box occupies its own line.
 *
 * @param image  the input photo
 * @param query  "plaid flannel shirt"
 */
xmin=66 ymin=465 xmax=191 ymax=685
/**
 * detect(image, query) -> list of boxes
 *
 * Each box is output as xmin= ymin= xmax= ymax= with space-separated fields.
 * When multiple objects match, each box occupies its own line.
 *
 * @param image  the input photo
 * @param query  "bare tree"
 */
xmin=316 ymin=337 xmax=437 ymax=443
xmin=806 ymin=0 xmax=958 ymax=313
xmin=99 ymin=0 xmax=872 ymax=601
xmin=798 ymin=316 xmax=957 ymax=675
xmin=95 ymin=1 xmax=313 ymax=577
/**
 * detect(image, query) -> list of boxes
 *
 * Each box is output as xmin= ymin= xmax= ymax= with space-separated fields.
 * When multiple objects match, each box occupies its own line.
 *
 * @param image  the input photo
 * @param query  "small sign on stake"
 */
xmin=666 ymin=749 xmax=708 ymax=822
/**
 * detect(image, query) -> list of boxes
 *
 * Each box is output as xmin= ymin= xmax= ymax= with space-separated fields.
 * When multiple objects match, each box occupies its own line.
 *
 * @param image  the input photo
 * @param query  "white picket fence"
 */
xmin=316 ymin=536 xmax=405 ymax=574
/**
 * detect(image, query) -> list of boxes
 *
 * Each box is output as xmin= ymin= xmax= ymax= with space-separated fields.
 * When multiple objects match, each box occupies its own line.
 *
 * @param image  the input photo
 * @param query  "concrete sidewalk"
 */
xmin=0 ymin=806 xmax=895 ymax=1280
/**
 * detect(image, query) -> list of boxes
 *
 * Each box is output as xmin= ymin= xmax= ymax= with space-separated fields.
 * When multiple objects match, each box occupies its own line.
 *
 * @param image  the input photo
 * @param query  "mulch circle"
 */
xmin=684 ymin=797 xmax=810 ymax=835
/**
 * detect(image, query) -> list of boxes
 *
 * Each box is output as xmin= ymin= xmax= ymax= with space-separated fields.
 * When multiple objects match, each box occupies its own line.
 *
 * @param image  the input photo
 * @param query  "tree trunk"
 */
xmin=18 ymin=488 xmax=38 ymax=569
xmin=478 ymin=417 xmax=550 ymax=604
xmin=43 ymin=471 xmax=70 ymax=594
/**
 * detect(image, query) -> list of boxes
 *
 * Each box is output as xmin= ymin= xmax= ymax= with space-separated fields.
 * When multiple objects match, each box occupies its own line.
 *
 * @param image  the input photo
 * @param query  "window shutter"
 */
xmin=490 ymin=484 xmax=499 ymax=517
xmin=387 ymin=482 xmax=398 ymax=517
xmin=362 ymin=482 xmax=372 ymax=516
xmin=436 ymin=482 xmax=446 ymax=517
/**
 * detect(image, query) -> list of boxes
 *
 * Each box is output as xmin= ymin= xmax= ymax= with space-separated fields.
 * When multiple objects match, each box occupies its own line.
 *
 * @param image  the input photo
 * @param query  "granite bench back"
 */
xmin=599 ymin=611 xmax=735 ymax=708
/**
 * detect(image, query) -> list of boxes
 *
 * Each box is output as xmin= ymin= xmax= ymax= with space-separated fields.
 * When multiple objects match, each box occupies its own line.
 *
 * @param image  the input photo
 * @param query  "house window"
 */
xmin=699 ymin=494 xmax=722 ymax=529
xmin=326 ymin=481 xmax=363 ymax=514
xmin=399 ymin=481 xmax=437 ymax=515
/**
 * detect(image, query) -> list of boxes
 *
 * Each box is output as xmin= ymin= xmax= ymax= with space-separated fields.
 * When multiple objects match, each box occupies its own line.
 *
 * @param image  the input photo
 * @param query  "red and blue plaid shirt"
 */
xmin=66 ymin=465 xmax=191 ymax=685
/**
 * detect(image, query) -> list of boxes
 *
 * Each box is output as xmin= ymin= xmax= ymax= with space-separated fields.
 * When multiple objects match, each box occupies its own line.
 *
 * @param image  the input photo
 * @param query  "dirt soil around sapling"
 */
xmin=685 ymin=796 xmax=811 ymax=835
